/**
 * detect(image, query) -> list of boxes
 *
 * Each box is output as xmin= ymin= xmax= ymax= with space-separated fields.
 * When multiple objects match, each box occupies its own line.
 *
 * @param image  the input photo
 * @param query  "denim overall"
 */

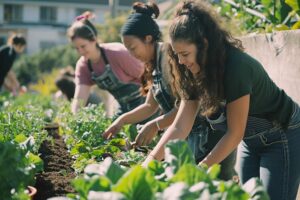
xmin=87 ymin=47 xmax=145 ymax=115
xmin=207 ymin=102 xmax=300 ymax=199
xmin=151 ymin=44 xmax=208 ymax=161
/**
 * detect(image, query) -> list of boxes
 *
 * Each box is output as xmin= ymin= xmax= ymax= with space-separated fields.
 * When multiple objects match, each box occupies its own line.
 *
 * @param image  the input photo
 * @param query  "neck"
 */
xmin=89 ymin=46 xmax=101 ymax=64
xmin=149 ymin=42 xmax=157 ymax=64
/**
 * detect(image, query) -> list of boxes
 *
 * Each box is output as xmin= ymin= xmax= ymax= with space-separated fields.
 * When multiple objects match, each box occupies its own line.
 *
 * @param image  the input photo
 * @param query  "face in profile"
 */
xmin=171 ymin=40 xmax=200 ymax=75
xmin=14 ymin=44 xmax=26 ymax=54
xmin=72 ymin=37 xmax=97 ymax=59
xmin=122 ymin=35 xmax=154 ymax=63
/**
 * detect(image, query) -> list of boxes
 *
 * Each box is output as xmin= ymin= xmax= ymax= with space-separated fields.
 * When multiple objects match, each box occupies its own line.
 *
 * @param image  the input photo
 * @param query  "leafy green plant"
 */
xmin=213 ymin=0 xmax=300 ymax=33
xmin=68 ymin=140 xmax=269 ymax=200
xmin=56 ymin=103 xmax=144 ymax=172
xmin=14 ymin=45 xmax=77 ymax=85
xmin=0 ymin=142 xmax=37 ymax=200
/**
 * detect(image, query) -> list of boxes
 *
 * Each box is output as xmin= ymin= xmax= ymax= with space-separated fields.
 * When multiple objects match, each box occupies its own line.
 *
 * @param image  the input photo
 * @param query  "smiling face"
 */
xmin=171 ymin=40 xmax=200 ymax=75
xmin=72 ymin=37 xmax=97 ymax=59
xmin=122 ymin=35 xmax=154 ymax=63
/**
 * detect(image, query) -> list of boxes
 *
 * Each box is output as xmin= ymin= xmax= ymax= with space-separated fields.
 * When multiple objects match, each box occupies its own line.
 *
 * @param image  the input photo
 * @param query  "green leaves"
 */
xmin=170 ymin=164 xmax=210 ymax=186
xmin=164 ymin=139 xmax=195 ymax=174
xmin=213 ymin=0 xmax=300 ymax=33
xmin=72 ymin=176 xmax=111 ymax=198
xmin=286 ymin=0 xmax=300 ymax=11
xmin=0 ymin=142 xmax=35 ymax=199
xmin=84 ymin=158 xmax=125 ymax=184
xmin=70 ymin=140 xmax=269 ymax=200
xmin=112 ymin=166 xmax=157 ymax=200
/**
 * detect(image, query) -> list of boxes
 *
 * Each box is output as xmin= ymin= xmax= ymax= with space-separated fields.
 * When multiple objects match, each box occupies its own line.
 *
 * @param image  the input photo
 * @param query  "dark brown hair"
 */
xmin=168 ymin=0 xmax=243 ymax=115
xmin=7 ymin=34 xmax=26 ymax=46
xmin=129 ymin=2 xmax=162 ymax=95
xmin=67 ymin=11 xmax=98 ymax=42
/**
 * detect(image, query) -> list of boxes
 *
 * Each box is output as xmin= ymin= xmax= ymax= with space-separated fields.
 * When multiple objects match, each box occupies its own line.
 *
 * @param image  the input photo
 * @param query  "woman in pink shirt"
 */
xmin=67 ymin=12 xmax=145 ymax=116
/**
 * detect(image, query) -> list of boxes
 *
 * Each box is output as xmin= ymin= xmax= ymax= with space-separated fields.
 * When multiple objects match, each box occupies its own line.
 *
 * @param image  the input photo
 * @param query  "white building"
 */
xmin=0 ymin=0 xmax=145 ymax=54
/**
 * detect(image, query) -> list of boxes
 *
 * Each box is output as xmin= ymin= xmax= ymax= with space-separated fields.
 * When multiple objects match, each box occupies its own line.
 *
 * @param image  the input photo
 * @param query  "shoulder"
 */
xmin=76 ymin=56 xmax=87 ymax=68
xmin=101 ymin=42 xmax=141 ymax=67
xmin=100 ymin=42 xmax=128 ymax=54
xmin=0 ymin=45 xmax=11 ymax=56
xmin=75 ymin=56 xmax=89 ymax=76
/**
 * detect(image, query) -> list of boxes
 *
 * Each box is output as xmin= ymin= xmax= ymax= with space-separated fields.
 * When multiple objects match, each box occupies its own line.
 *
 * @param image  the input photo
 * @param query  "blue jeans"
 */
xmin=238 ymin=103 xmax=300 ymax=200
xmin=188 ymin=125 xmax=237 ymax=181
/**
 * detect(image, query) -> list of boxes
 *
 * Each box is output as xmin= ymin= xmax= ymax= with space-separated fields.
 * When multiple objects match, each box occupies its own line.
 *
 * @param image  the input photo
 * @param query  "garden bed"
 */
xmin=34 ymin=125 xmax=75 ymax=199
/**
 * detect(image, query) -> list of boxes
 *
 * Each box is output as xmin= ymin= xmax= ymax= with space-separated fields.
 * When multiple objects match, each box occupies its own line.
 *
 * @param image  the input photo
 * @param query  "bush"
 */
xmin=0 ymin=142 xmax=35 ymax=199
xmin=14 ymin=45 xmax=78 ymax=85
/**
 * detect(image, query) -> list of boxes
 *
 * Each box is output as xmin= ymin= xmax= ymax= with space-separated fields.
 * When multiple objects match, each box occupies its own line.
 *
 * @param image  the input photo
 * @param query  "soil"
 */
xmin=34 ymin=125 xmax=76 ymax=200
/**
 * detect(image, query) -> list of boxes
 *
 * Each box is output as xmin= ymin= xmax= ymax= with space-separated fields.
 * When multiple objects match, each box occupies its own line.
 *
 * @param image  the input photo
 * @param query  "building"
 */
xmin=0 ymin=0 xmax=145 ymax=54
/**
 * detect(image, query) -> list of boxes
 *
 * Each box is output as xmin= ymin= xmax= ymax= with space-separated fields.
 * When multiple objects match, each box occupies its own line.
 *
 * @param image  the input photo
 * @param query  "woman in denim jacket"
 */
xmin=143 ymin=1 xmax=300 ymax=200
xmin=103 ymin=2 xmax=236 ymax=180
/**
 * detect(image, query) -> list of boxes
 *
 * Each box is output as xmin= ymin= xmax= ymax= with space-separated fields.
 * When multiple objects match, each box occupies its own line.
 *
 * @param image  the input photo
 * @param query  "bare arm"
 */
xmin=200 ymin=94 xmax=249 ymax=167
xmin=71 ymin=84 xmax=91 ymax=113
xmin=102 ymin=89 xmax=159 ymax=139
xmin=135 ymin=108 xmax=178 ymax=146
xmin=4 ymin=71 xmax=20 ymax=94
xmin=118 ymin=89 xmax=159 ymax=125
xmin=144 ymin=100 xmax=199 ymax=162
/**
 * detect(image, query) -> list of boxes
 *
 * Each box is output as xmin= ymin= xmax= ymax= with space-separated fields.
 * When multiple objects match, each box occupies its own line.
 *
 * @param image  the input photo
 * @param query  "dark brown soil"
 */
xmin=34 ymin=126 xmax=76 ymax=200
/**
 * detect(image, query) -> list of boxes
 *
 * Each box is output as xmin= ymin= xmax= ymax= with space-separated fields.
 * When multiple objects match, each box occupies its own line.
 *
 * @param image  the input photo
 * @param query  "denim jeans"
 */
xmin=188 ymin=126 xmax=237 ymax=181
xmin=237 ymin=103 xmax=300 ymax=200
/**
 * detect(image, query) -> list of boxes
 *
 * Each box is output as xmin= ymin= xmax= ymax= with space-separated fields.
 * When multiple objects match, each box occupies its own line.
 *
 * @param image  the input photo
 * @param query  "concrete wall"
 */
xmin=239 ymin=30 xmax=300 ymax=199
xmin=240 ymin=30 xmax=300 ymax=104
xmin=27 ymin=28 xmax=68 ymax=54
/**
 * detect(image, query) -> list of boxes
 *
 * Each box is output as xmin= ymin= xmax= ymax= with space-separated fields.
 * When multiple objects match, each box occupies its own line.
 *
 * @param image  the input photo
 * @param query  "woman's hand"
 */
xmin=102 ymin=118 xmax=124 ymax=139
xmin=141 ymin=154 xmax=155 ymax=168
xmin=135 ymin=122 xmax=159 ymax=146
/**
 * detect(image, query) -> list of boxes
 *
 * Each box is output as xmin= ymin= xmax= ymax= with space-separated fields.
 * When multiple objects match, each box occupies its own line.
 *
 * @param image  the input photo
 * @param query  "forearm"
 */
xmin=119 ymin=103 xmax=159 ymax=125
xmin=4 ymin=71 xmax=19 ymax=91
xmin=149 ymin=125 xmax=190 ymax=160
xmin=71 ymin=98 xmax=87 ymax=113
xmin=72 ymin=84 xmax=91 ymax=114
xmin=201 ymin=131 xmax=242 ymax=167
xmin=149 ymin=108 xmax=177 ymax=130
xmin=7 ymin=70 xmax=20 ymax=90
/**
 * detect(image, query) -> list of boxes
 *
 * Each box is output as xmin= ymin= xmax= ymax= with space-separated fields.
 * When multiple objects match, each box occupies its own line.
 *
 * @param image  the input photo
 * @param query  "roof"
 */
xmin=1 ymin=0 xmax=108 ymax=5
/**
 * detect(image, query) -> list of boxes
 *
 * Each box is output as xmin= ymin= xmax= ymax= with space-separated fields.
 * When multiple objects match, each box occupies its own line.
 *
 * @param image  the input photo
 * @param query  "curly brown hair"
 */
xmin=168 ymin=0 xmax=243 ymax=115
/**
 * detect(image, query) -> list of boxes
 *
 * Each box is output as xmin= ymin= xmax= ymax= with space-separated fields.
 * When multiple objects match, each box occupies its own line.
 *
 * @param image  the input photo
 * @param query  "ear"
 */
xmin=203 ymin=38 xmax=209 ymax=50
xmin=145 ymin=35 xmax=153 ymax=44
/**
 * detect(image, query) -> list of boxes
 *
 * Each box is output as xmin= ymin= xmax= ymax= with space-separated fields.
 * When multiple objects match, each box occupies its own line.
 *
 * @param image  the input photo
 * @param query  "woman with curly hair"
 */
xmin=143 ymin=1 xmax=300 ymax=199
xmin=103 ymin=1 xmax=236 ymax=180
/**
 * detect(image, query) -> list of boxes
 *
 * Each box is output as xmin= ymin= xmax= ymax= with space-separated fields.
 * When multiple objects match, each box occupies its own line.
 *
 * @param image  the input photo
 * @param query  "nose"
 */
xmin=178 ymin=55 xmax=185 ymax=65
xmin=131 ymin=51 xmax=139 ymax=59
xmin=77 ymin=48 xmax=84 ymax=55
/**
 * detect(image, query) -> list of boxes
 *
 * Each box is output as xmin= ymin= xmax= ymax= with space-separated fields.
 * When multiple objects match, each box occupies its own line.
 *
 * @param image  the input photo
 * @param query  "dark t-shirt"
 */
xmin=0 ymin=45 xmax=16 ymax=87
xmin=224 ymin=47 xmax=293 ymax=126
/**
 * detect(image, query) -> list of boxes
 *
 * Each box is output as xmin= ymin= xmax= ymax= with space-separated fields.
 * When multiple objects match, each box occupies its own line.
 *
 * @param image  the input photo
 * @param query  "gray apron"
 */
xmin=87 ymin=46 xmax=145 ymax=115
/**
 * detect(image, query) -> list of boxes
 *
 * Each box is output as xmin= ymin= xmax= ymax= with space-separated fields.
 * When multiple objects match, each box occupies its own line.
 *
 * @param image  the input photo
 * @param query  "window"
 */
xmin=4 ymin=4 xmax=23 ymax=22
xmin=40 ymin=6 xmax=57 ymax=23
